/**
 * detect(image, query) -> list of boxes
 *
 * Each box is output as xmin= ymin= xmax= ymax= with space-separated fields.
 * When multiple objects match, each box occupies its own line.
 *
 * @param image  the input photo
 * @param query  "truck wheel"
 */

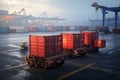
xmin=43 ymin=64 xmax=48 ymax=69
xmin=34 ymin=63 xmax=38 ymax=68
xmin=56 ymin=60 xmax=64 ymax=67
xmin=60 ymin=60 xmax=65 ymax=66
xmin=93 ymin=47 xmax=98 ymax=52
xmin=80 ymin=52 xmax=86 ymax=56
xmin=59 ymin=60 xmax=65 ymax=66
xmin=68 ymin=50 xmax=74 ymax=58
xmin=28 ymin=61 xmax=33 ymax=67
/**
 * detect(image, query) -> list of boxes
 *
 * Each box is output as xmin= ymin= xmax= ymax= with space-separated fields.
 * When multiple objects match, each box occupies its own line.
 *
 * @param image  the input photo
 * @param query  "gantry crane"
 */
xmin=0 ymin=8 xmax=65 ymax=26
xmin=37 ymin=12 xmax=65 ymax=26
xmin=91 ymin=2 xmax=120 ymax=28
xmin=12 ymin=8 xmax=26 ymax=15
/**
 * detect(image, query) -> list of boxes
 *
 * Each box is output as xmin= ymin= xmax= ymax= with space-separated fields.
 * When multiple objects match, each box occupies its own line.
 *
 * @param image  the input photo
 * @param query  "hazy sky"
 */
xmin=0 ymin=0 xmax=120 ymax=25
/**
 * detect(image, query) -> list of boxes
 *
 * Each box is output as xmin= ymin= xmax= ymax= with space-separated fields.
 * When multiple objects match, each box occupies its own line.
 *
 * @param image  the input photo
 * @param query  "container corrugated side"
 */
xmin=69 ymin=26 xmax=75 ymax=31
xmin=82 ymin=31 xmax=98 ymax=45
xmin=28 ymin=27 xmax=37 ymax=32
xmin=9 ymin=29 xmax=16 ymax=33
xmin=62 ymin=33 xmax=84 ymax=49
xmin=37 ymin=26 xmax=46 ymax=32
xmin=30 ymin=35 xmax=62 ymax=57
xmin=56 ymin=26 xmax=62 ymax=31
xmin=94 ymin=39 xmax=106 ymax=48
xmin=112 ymin=28 xmax=120 ymax=33
xmin=74 ymin=26 xmax=80 ymax=30
xmin=16 ymin=27 xmax=25 ymax=33
xmin=62 ymin=26 xmax=70 ymax=31
xmin=80 ymin=26 xmax=89 ymax=31
xmin=46 ymin=26 xmax=56 ymax=32
xmin=0 ymin=27 xmax=9 ymax=33
xmin=54 ymin=35 xmax=63 ymax=54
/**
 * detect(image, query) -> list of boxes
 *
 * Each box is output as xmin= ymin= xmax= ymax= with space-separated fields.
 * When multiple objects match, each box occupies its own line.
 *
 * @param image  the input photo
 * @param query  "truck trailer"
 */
xmin=24 ymin=35 xmax=66 ymax=69
xmin=82 ymin=31 xmax=106 ymax=52
xmin=62 ymin=33 xmax=86 ymax=57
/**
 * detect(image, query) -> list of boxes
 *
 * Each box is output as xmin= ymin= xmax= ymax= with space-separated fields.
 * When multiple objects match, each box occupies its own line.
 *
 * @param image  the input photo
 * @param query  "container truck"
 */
xmin=24 ymin=31 xmax=106 ymax=69
xmin=24 ymin=35 xmax=66 ymax=69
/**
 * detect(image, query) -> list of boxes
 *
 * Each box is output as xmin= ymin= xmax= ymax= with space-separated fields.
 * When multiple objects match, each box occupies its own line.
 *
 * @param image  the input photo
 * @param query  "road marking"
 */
xmin=90 ymin=66 xmax=110 ymax=72
xmin=24 ymin=66 xmax=29 ymax=69
xmin=8 ymin=49 xmax=20 ymax=52
xmin=66 ymin=61 xmax=83 ymax=66
xmin=66 ymin=61 xmax=110 ymax=72
xmin=0 ymin=63 xmax=27 ymax=71
xmin=58 ymin=62 xmax=95 ymax=80
xmin=8 ymin=44 xmax=20 ymax=48
xmin=86 ymin=54 xmax=101 ymax=58
xmin=25 ymin=69 xmax=49 ymax=80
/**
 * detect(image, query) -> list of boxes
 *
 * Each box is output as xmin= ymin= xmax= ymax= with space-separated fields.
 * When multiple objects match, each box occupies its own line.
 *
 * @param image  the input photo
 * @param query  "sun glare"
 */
xmin=4 ymin=0 xmax=18 ymax=5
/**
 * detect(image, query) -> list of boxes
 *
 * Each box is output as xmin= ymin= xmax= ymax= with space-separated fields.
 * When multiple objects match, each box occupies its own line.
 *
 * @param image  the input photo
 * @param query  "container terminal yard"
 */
xmin=0 ymin=1 xmax=120 ymax=80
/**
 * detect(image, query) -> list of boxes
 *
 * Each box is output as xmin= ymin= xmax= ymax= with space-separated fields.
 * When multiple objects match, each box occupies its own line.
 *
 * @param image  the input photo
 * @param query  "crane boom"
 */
xmin=91 ymin=2 xmax=107 ymax=11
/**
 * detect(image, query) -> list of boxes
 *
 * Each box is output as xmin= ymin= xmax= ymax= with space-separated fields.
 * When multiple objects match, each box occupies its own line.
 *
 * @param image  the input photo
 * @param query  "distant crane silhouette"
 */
xmin=12 ymin=8 xmax=26 ymax=15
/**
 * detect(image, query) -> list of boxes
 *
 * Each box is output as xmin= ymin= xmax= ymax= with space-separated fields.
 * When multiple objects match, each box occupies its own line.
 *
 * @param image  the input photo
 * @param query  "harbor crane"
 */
xmin=91 ymin=2 xmax=120 ymax=28
xmin=12 ymin=8 xmax=26 ymax=15
xmin=37 ymin=12 xmax=65 ymax=26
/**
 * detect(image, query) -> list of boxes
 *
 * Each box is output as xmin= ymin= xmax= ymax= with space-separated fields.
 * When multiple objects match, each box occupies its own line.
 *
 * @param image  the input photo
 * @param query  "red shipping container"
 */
xmin=82 ymin=31 xmax=98 ymax=45
xmin=47 ymin=26 xmax=56 ymax=32
xmin=94 ymin=39 xmax=106 ymax=48
xmin=62 ymin=33 xmax=84 ymax=49
xmin=30 ymin=35 xmax=62 ymax=57
xmin=80 ymin=26 xmax=89 ymax=31
xmin=112 ymin=28 xmax=120 ymax=33
xmin=9 ymin=29 xmax=16 ymax=33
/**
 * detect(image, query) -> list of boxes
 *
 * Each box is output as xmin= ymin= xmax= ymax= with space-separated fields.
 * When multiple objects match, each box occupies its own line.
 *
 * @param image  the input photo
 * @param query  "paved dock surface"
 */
xmin=0 ymin=32 xmax=120 ymax=80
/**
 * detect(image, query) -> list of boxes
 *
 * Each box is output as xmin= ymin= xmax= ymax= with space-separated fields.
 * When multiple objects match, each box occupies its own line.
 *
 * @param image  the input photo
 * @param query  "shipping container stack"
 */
xmin=62 ymin=26 xmax=70 ymax=31
xmin=80 ymin=26 xmax=89 ymax=31
xmin=69 ymin=26 xmax=75 ymax=31
xmin=112 ymin=28 xmax=120 ymax=34
xmin=28 ymin=27 xmax=37 ymax=32
xmin=56 ymin=26 xmax=62 ymax=31
xmin=46 ymin=26 xmax=56 ymax=32
xmin=74 ymin=26 xmax=81 ymax=31
xmin=0 ymin=27 xmax=9 ymax=33
xmin=95 ymin=26 xmax=101 ymax=32
xmin=96 ymin=26 xmax=111 ymax=34
xmin=8 ymin=26 xmax=29 ymax=33
xmin=37 ymin=26 xmax=47 ymax=32
xmin=9 ymin=29 xmax=16 ymax=33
